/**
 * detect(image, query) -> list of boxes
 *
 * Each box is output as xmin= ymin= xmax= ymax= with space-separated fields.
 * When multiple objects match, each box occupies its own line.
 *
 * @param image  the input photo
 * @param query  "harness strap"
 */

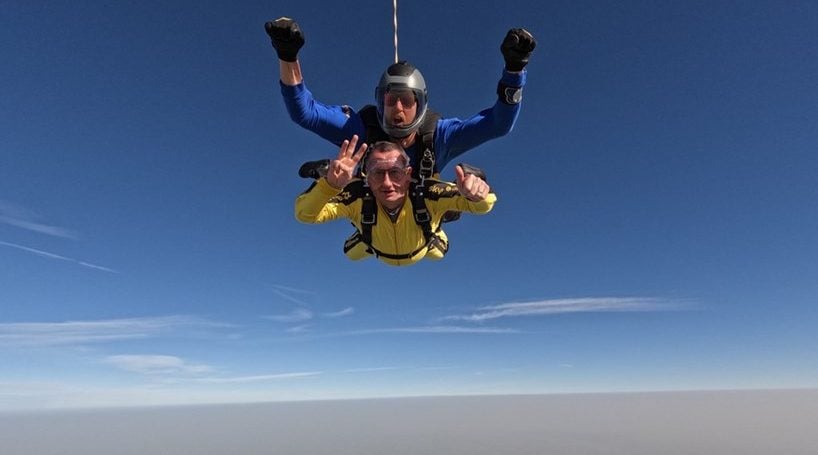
xmin=359 ymin=185 xmax=377 ymax=247
xmin=418 ymin=149 xmax=435 ymax=181
xmin=352 ymin=106 xmax=447 ymax=260
xmin=345 ymin=227 xmax=444 ymax=261
xmin=366 ymin=237 xmax=437 ymax=260
xmin=411 ymin=179 xmax=434 ymax=242
xmin=353 ymin=181 xmax=442 ymax=260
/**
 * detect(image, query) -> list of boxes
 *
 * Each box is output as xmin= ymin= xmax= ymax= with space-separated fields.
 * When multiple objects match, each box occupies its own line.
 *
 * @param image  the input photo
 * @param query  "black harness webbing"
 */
xmin=347 ymin=105 xmax=449 ymax=260
xmin=352 ymin=180 xmax=444 ymax=261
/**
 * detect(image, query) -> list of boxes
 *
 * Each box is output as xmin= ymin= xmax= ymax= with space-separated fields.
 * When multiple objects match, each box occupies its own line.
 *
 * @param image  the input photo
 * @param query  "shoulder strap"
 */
xmin=416 ymin=110 xmax=441 ymax=180
xmin=359 ymin=184 xmax=377 ymax=248
xmin=410 ymin=180 xmax=434 ymax=243
xmin=418 ymin=110 xmax=440 ymax=155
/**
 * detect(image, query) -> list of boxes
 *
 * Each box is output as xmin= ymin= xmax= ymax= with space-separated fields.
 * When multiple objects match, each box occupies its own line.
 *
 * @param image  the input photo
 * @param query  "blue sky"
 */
xmin=2 ymin=0 xmax=817 ymax=410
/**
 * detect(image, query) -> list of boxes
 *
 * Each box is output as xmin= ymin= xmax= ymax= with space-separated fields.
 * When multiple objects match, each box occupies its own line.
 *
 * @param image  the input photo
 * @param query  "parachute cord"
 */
xmin=393 ymin=0 xmax=399 ymax=63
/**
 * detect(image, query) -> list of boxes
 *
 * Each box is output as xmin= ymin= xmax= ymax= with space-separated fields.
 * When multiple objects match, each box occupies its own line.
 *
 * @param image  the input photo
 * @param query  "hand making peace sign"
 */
xmin=326 ymin=135 xmax=368 ymax=189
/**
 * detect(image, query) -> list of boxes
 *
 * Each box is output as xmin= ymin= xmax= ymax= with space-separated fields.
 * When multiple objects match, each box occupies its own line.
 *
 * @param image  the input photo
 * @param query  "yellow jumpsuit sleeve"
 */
xmin=294 ymin=178 xmax=353 ymax=224
xmin=458 ymin=193 xmax=497 ymax=215
xmin=426 ymin=182 xmax=497 ymax=217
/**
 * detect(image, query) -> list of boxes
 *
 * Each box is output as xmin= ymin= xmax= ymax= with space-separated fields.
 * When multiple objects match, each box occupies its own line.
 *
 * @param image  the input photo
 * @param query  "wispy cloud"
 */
xmin=286 ymin=324 xmax=312 ymax=333
xmin=271 ymin=284 xmax=316 ymax=295
xmin=265 ymin=308 xmax=314 ymax=323
xmin=0 ymin=200 xmax=77 ymax=239
xmin=0 ymin=240 xmax=118 ymax=273
xmin=441 ymin=297 xmax=677 ymax=322
xmin=321 ymin=307 xmax=355 ymax=318
xmin=342 ymin=366 xmax=400 ymax=373
xmin=265 ymin=306 xmax=354 ymax=324
xmin=194 ymin=372 xmax=322 ymax=384
xmin=339 ymin=326 xmax=519 ymax=336
xmin=0 ymin=316 xmax=232 ymax=347
xmin=75 ymin=261 xmax=118 ymax=273
xmin=104 ymin=355 xmax=213 ymax=375
xmin=271 ymin=284 xmax=315 ymax=306
xmin=417 ymin=365 xmax=459 ymax=371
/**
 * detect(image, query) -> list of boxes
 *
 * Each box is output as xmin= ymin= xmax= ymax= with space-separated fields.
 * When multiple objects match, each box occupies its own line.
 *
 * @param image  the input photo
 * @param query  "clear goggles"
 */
xmin=365 ymin=159 xmax=409 ymax=181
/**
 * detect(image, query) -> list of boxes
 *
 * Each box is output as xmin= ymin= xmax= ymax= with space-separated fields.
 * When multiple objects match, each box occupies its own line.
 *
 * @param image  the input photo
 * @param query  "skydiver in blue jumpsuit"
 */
xmin=264 ymin=17 xmax=536 ymax=179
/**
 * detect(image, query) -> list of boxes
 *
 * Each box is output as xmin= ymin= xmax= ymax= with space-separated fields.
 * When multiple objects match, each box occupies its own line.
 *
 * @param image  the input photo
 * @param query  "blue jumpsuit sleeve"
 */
xmin=433 ymin=69 xmax=527 ymax=170
xmin=280 ymin=82 xmax=367 ymax=146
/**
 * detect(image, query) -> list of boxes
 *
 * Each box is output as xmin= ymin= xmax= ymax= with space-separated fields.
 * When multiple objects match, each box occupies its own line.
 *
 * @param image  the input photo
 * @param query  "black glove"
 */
xmin=458 ymin=163 xmax=487 ymax=181
xmin=264 ymin=17 xmax=304 ymax=62
xmin=501 ymin=28 xmax=536 ymax=72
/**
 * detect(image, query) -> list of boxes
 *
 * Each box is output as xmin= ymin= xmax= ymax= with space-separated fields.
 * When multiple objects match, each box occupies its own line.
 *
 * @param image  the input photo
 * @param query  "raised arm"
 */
xmin=295 ymin=137 xmax=367 ymax=223
xmin=265 ymin=17 xmax=304 ymax=86
xmin=434 ymin=28 xmax=537 ymax=170
xmin=265 ymin=17 xmax=366 ymax=145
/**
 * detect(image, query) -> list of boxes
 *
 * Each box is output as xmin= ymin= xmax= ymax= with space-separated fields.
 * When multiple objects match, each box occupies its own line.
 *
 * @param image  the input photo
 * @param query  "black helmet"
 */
xmin=375 ymin=61 xmax=428 ymax=138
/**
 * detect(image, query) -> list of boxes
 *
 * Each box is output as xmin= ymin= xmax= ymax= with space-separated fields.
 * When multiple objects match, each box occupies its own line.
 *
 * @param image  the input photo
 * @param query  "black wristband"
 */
xmin=497 ymin=83 xmax=523 ymax=105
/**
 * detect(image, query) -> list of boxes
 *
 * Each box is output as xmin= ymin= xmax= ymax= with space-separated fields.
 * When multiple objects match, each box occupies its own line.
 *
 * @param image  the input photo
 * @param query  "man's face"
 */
xmin=365 ymin=149 xmax=412 ymax=211
xmin=382 ymin=89 xmax=417 ymax=131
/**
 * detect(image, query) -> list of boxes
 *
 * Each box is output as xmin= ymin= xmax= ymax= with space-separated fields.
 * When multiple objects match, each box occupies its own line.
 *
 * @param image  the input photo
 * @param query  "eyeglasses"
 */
xmin=384 ymin=91 xmax=417 ymax=107
xmin=367 ymin=167 xmax=408 ymax=182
